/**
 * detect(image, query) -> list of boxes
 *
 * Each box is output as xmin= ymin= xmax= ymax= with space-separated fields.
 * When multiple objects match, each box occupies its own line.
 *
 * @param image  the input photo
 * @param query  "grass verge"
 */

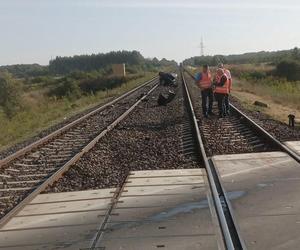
xmin=0 ymin=73 xmax=155 ymax=150
xmin=232 ymin=78 xmax=300 ymax=123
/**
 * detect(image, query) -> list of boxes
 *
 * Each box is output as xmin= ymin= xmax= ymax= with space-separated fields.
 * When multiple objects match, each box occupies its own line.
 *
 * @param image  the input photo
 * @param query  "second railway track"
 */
xmin=0 ymin=77 xmax=159 ymax=225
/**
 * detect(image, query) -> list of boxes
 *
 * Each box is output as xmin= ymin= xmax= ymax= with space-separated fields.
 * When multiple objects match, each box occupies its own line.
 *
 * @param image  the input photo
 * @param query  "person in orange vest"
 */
xmin=214 ymin=68 xmax=229 ymax=118
xmin=195 ymin=65 xmax=213 ymax=118
xmin=218 ymin=63 xmax=232 ymax=115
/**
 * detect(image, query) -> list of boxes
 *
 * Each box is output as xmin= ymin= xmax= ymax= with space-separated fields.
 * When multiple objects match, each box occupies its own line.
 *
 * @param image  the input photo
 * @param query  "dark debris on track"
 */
xmin=45 ymin=83 xmax=194 ymax=192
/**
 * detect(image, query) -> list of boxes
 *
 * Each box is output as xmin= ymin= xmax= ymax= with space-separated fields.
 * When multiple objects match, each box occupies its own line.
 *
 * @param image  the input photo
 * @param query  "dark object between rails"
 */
xmin=157 ymin=94 xmax=168 ymax=106
xmin=157 ymin=91 xmax=176 ymax=106
xmin=288 ymin=114 xmax=295 ymax=127
xmin=159 ymin=72 xmax=177 ymax=87
xmin=253 ymin=101 xmax=268 ymax=108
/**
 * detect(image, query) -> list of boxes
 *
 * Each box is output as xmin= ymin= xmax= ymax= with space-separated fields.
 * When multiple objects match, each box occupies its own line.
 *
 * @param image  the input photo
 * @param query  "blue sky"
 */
xmin=1 ymin=0 xmax=300 ymax=65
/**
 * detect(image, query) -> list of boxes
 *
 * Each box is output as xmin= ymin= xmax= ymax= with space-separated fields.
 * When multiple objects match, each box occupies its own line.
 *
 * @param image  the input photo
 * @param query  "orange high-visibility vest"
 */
xmin=215 ymin=74 xmax=229 ymax=94
xmin=198 ymin=72 xmax=212 ymax=89
xmin=228 ymin=78 xmax=232 ymax=92
xmin=215 ymin=74 xmax=221 ymax=83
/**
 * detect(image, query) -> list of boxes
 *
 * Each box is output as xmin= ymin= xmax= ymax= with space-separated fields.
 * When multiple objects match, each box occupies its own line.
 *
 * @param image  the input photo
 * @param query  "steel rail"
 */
xmin=0 ymin=81 xmax=159 ymax=229
xmin=230 ymin=104 xmax=300 ymax=163
xmin=180 ymin=68 xmax=242 ymax=249
xmin=89 ymin=171 xmax=130 ymax=249
xmin=0 ymin=76 xmax=158 ymax=168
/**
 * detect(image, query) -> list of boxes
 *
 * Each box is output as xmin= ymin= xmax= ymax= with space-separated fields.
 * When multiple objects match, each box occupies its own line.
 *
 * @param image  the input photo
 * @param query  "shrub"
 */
xmin=247 ymin=71 xmax=267 ymax=80
xmin=276 ymin=60 xmax=300 ymax=81
xmin=48 ymin=78 xmax=81 ymax=100
xmin=0 ymin=72 xmax=22 ymax=118
xmin=79 ymin=74 xmax=143 ymax=94
xmin=79 ymin=76 xmax=125 ymax=93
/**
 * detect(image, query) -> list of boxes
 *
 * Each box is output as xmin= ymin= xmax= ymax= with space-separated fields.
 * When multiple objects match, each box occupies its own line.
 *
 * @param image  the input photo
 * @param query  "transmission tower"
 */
xmin=200 ymin=37 xmax=204 ymax=56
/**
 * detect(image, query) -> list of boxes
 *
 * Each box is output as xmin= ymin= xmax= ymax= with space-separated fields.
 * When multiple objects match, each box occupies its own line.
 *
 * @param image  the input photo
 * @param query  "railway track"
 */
xmin=1 ymin=73 xmax=213 ymax=250
xmin=181 ymin=67 xmax=300 ymax=249
xmin=0 ymin=76 xmax=159 ymax=226
xmin=183 ymin=68 xmax=266 ymax=155
xmin=183 ymin=67 xmax=300 ymax=163
xmin=1 ymin=67 xmax=299 ymax=249
xmin=43 ymin=78 xmax=192 ymax=193
xmin=181 ymin=69 xmax=244 ymax=249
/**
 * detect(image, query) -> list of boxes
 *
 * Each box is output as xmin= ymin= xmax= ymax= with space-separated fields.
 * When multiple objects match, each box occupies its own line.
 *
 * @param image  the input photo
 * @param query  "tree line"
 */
xmin=0 ymin=50 xmax=177 ymax=78
xmin=183 ymin=47 xmax=300 ymax=66
xmin=0 ymin=50 xmax=177 ymax=118
xmin=183 ymin=47 xmax=300 ymax=81
xmin=0 ymin=64 xmax=48 ymax=78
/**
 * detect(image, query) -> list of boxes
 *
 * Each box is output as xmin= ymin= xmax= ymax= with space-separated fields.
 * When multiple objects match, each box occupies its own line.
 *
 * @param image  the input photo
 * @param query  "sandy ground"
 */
xmin=232 ymin=89 xmax=300 ymax=125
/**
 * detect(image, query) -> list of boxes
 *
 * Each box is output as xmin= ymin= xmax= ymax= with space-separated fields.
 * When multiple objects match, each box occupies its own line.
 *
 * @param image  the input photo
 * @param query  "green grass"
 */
xmin=234 ymin=77 xmax=300 ymax=110
xmin=0 ymin=73 xmax=156 ymax=150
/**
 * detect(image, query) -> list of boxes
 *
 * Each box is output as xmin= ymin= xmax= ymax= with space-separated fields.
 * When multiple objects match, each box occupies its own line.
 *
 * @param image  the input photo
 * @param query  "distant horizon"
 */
xmin=0 ymin=46 xmax=298 ymax=67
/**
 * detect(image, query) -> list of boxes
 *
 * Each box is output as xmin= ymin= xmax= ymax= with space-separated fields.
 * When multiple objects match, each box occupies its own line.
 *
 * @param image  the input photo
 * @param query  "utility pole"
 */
xmin=200 ymin=37 xmax=204 ymax=57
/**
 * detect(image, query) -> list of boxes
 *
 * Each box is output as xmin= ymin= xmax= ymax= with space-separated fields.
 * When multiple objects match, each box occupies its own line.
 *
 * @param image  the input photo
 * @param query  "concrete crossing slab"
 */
xmin=96 ymin=169 xmax=222 ymax=250
xmin=284 ymin=141 xmax=300 ymax=156
xmin=0 ymin=169 xmax=222 ymax=250
xmin=0 ymin=189 xmax=116 ymax=250
xmin=212 ymin=151 xmax=300 ymax=250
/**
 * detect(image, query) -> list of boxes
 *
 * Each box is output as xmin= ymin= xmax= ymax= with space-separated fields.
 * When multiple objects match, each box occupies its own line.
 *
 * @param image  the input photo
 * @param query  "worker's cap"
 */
xmin=217 ymin=63 xmax=224 ymax=68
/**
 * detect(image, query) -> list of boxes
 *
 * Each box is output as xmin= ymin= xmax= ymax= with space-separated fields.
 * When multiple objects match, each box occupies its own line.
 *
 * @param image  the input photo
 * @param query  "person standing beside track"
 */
xmin=213 ymin=68 xmax=229 ymax=118
xmin=195 ymin=65 xmax=214 ymax=118
xmin=218 ymin=63 xmax=232 ymax=115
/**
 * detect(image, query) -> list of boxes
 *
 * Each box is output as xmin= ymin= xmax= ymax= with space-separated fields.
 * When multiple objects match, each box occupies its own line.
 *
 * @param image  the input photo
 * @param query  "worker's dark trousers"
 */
xmin=224 ymin=94 xmax=230 ymax=114
xmin=214 ymin=93 xmax=226 ymax=117
xmin=201 ymin=88 xmax=213 ymax=115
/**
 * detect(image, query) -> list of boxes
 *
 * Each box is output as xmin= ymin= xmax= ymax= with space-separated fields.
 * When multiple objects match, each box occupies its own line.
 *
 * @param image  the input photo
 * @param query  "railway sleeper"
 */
xmin=248 ymin=139 xmax=263 ymax=145
xmin=5 ymin=168 xmax=20 ymax=173
xmin=252 ymin=143 xmax=267 ymax=149
xmin=243 ymin=134 xmax=261 ymax=140
xmin=241 ymin=131 xmax=255 ymax=136
xmin=0 ymin=174 xmax=11 ymax=178
xmin=41 ymin=148 xmax=73 ymax=154
xmin=11 ymin=167 xmax=57 ymax=173
xmin=237 ymin=127 xmax=252 ymax=132
xmin=0 ymin=196 xmax=11 ymax=200
xmin=13 ymin=163 xmax=43 ymax=167
xmin=0 ymin=187 xmax=34 ymax=191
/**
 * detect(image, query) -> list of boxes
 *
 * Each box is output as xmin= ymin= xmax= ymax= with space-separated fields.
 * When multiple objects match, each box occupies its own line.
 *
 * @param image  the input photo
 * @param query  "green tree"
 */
xmin=49 ymin=77 xmax=82 ymax=100
xmin=292 ymin=47 xmax=300 ymax=60
xmin=276 ymin=59 xmax=300 ymax=81
xmin=0 ymin=72 xmax=22 ymax=118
